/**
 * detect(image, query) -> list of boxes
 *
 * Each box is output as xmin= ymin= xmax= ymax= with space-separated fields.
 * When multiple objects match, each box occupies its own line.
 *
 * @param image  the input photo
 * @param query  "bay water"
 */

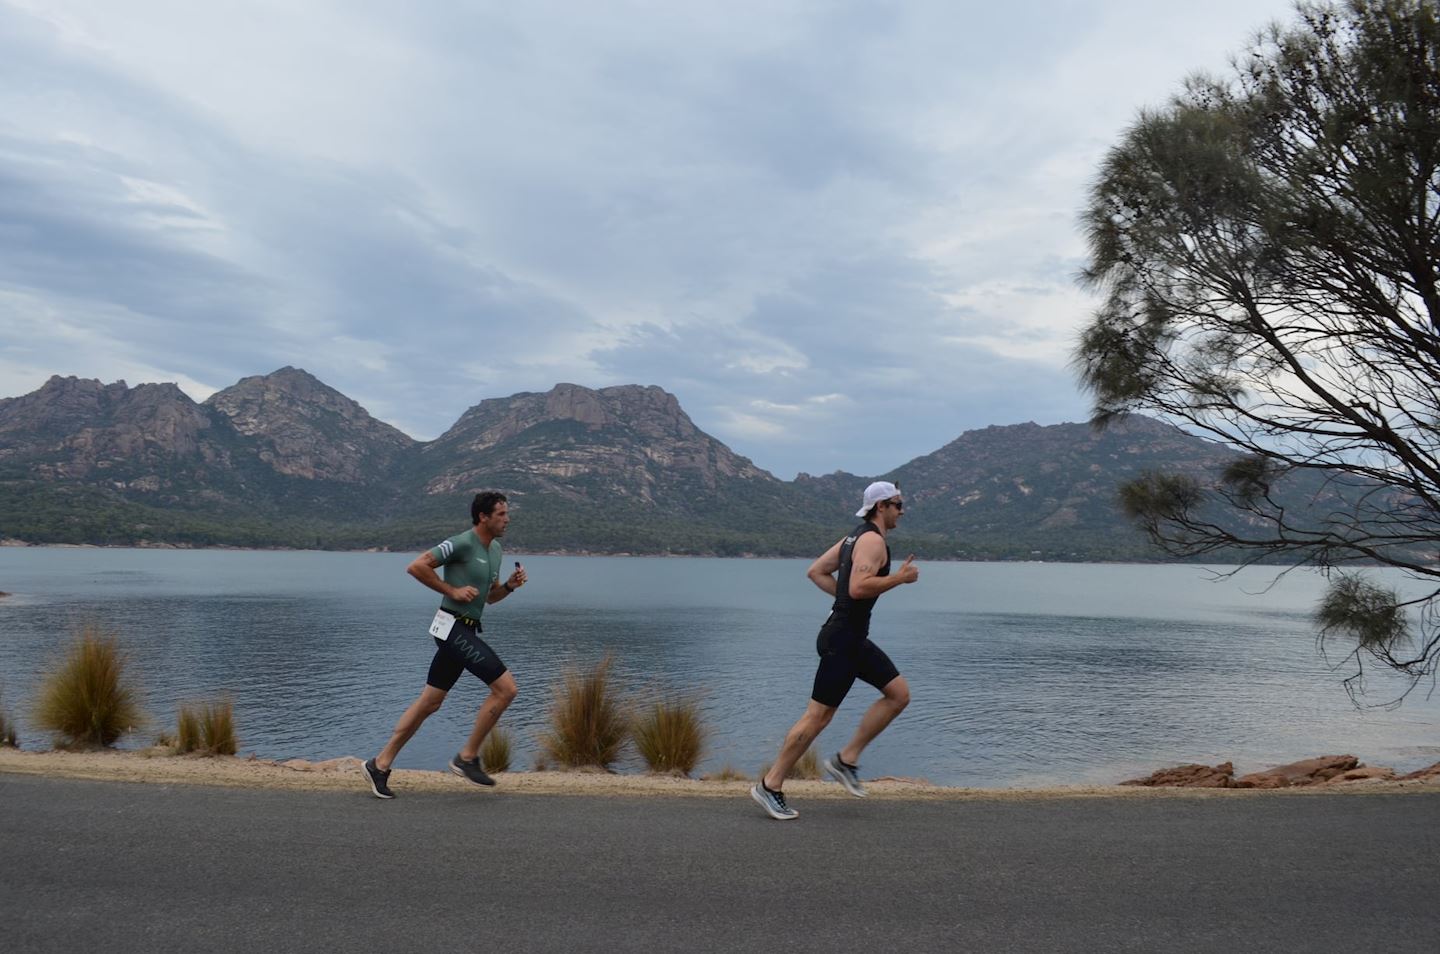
xmin=1 ymin=547 xmax=1437 ymax=787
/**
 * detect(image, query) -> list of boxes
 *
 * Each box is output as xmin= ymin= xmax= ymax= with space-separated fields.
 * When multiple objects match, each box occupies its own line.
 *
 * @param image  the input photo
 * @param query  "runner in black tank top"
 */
xmin=751 ymin=482 xmax=920 ymax=821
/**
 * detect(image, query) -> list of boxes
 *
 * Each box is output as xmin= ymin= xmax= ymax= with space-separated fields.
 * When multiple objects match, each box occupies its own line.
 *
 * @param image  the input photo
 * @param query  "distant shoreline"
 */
xmin=0 ymin=538 xmax=1334 ymax=567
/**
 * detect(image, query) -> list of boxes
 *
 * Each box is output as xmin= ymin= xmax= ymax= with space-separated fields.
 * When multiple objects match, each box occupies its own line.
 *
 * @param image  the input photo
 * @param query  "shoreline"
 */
xmin=4 ymin=748 xmax=1439 ymax=801
xmin=0 ymin=539 xmax=1330 ymax=567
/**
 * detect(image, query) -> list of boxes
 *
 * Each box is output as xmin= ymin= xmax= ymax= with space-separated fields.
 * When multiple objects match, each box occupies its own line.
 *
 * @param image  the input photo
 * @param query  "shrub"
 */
xmin=540 ymin=654 xmax=629 ymax=770
xmin=175 ymin=697 xmax=237 ymax=756
xmin=34 ymin=626 xmax=144 ymax=749
xmin=481 ymin=726 xmax=512 ymax=774
xmin=632 ymin=694 xmax=707 ymax=776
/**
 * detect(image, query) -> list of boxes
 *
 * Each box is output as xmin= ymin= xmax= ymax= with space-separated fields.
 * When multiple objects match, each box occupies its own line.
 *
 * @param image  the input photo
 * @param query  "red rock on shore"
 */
xmin=1398 ymin=760 xmax=1440 ymax=781
xmin=1234 ymin=755 xmax=1358 ymax=789
xmin=1120 ymin=762 xmax=1236 ymax=787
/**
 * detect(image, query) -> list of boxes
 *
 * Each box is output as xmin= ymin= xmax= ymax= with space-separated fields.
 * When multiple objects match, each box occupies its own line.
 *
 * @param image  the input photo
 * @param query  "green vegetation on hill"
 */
xmin=0 ymin=370 xmax=1304 ymax=561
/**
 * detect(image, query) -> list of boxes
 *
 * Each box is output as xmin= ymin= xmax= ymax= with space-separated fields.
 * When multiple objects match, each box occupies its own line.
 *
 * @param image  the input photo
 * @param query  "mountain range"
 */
xmin=0 ymin=367 xmax=1254 ymax=559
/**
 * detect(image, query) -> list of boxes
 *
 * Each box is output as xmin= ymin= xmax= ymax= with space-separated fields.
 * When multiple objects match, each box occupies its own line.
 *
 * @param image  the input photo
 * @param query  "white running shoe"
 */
xmin=750 ymin=782 xmax=799 ymax=820
xmin=823 ymin=753 xmax=867 ymax=797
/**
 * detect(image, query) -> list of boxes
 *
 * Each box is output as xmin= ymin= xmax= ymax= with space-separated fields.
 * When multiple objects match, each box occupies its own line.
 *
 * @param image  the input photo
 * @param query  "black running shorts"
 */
xmin=426 ymin=617 xmax=508 ymax=691
xmin=810 ymin=613 xmax=900 ymax=707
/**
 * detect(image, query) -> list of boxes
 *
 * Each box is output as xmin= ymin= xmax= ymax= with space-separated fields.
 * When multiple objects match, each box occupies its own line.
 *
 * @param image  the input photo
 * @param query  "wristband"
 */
xmin=503 ymin=581 xmax=515 ymax=593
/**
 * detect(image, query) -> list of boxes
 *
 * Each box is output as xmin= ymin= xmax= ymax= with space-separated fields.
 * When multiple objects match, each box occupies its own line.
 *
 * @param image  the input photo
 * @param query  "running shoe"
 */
xmin=750 ymin=782 xmax=799 ymax=820
xmin=450 ymin=753 xmax=496 ymax=787
xmin=362 ymin=758 xmax=394 ymax=799
xmin=823 ymin=753 xmax=867 ymax=798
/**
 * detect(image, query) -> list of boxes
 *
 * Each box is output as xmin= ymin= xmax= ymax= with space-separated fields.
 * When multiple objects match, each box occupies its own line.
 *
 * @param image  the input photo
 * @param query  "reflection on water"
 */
xmin=1 ymin=549 xmax=1437 ymax=787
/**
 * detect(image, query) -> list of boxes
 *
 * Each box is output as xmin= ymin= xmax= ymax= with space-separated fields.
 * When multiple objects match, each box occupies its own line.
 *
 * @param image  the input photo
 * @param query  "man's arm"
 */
xmin=848 ymin=535 xmax=918 ymax=599
xmin=486 ymin=561 xmax=529 ymax=604
xmin=807 ymin=540 xmax=843 ymax=596
xmin=407 ymin=552 xmax=479 ymax=604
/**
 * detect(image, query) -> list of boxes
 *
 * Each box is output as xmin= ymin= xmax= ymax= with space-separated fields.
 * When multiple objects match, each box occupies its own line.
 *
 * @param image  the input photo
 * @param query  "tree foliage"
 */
xmin=1075 ymin=0 xmax=1440 ymax=695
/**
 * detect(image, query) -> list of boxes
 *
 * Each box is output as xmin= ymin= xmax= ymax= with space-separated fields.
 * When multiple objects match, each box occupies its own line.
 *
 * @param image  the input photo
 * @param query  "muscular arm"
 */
xmin=848 ymin=535 xmax=917 ymax=599
xmin=806 ymin=540 xmax=844 ymax=596
xmin=407 ymin=552 xmax=477 ymax=603
xmin=486 ymin=562 xmax=528 ymax=604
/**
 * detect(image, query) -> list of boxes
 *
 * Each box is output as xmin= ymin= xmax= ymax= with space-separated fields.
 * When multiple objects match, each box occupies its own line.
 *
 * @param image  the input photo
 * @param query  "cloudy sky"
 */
xmin=0 ymin=0 xmax=1300 ymax=478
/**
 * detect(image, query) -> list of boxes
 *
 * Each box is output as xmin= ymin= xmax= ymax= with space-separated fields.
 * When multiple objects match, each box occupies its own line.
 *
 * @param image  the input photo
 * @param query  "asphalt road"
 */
xmin=4 ymin=774 xmax=1439 ymax=953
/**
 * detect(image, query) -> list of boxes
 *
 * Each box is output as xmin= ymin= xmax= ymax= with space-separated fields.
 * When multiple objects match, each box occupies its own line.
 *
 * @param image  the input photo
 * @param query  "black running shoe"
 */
xmin=362 ymin=758 xmax=394 ymax=799
xmin=450 ymin=753 xmax=496 ymax=786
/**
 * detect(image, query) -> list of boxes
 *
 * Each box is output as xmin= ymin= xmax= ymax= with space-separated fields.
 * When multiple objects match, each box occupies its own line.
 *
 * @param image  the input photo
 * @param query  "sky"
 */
xmin=0 ymin=0 xmax=1303 ymax=479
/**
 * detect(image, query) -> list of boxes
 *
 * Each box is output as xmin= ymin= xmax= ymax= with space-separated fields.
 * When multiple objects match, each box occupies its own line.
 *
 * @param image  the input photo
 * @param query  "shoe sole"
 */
xmin=750 ymin=785 xmax=798 ymax=820
xmin=822 ymin=757 xmax=867 ymax=798
xmin=449 ymin=761 xmax=496 ymax=786
xmin=361 ymin=761 xmax=395 ymax=799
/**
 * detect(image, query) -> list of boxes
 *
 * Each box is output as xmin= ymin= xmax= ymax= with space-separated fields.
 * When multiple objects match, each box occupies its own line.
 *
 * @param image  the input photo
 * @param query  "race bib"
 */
xmin=428 ymin=608 xmax=456 ymax=640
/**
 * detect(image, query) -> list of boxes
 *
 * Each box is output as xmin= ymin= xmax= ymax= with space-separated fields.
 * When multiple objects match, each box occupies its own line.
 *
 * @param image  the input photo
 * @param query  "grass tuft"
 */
xmin=632 ymin=693 xmax=707 ymax=776
xmin=540 ymin=654 xmax=630 ymax=770
xmin=481 ymin=726 xmax=513 ymax=774
xmin=701 ymin=763 xmax=749 ymax=782
xmin=175 ymin=697 xmax=237 ymax=756
xmin=177 ymin=705 xmax=203 ymax=753
xmin=761 ymin=748 xmax=821 ymax=782
xmin=0 ymin=684 xmax=17 ymax=748
xmin=33 ymin=625 xmax=144 ymax=749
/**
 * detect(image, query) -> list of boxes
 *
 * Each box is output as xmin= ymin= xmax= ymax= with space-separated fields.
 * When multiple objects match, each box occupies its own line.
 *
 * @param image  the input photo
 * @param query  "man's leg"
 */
xmin=375 ymin=684 xmax=448 ymax=771
xmin=459 ymin=671 xmax=518 ymax=761
xmin=839 ymin=675 xmax=910 ymax=766
xmin=762 ymin=700 xmax=837 ymax=791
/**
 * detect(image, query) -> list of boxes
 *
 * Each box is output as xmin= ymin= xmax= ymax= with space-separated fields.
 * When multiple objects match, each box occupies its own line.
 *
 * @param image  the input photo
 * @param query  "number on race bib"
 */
xmin=428 ymin=609 xmax=456 ymax=640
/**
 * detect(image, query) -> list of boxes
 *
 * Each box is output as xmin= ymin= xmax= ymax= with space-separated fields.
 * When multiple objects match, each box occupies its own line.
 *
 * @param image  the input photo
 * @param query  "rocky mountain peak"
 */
xmin=423 ymin=381 xmax=769 ymax=504
xmin=203 ymin=367 xmax=415 ymax=483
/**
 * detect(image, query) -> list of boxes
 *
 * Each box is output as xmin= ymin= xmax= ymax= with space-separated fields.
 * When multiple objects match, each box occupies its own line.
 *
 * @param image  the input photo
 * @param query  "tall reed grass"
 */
xmin=175 ymin=697 xmax=237 ymax=756
xmin=34 ymin=626 xmax=144 ymax=749
xmin=632 ymin=694 xmax=707 ymax=776
xmin=481 ymin=726 xmax=513 ymax=774
xmin=540 ymin=654 xmax=629 ymax=770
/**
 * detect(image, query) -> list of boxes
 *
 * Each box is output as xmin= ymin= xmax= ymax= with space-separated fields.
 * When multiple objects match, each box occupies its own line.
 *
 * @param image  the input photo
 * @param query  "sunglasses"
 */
xmin=885 ymin=499 xmax=904 ymax=511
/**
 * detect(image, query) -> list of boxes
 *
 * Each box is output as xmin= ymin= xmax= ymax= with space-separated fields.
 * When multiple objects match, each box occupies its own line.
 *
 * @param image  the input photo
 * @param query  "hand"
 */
xmin=450 ymin=585 xmax=480 ymax=602
xmin=896 ymin=555 xmax=919 ymax=584
xmin=507 ymin=565 xmax=528 ymax=590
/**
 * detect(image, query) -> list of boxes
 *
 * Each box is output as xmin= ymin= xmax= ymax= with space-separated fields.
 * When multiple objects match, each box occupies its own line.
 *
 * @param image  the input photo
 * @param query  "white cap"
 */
xmin=856 ymin=480 xmax=901 ymax=517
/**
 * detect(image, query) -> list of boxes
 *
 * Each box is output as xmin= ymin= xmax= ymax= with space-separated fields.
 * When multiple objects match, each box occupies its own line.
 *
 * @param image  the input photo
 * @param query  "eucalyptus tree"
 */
xmin=1074 ymin=0 xmax=1440 ymax=697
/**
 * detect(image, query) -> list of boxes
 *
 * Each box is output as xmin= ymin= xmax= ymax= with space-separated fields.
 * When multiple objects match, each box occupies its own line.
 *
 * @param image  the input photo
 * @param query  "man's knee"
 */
xmin=885 ymin=679 xmax=911 ymax=711
xmin=803 ymin=703 xmax=837 ymax=733
xmin=417 ymin=690 xmax=447 ymax=716
xmin=490 ymin=674 xmax=518 ymax=705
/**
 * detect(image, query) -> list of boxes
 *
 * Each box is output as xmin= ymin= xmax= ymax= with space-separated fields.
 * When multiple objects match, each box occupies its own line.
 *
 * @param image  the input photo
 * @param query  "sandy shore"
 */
xmin=3 ymin=747 xmax=1439 ymax=800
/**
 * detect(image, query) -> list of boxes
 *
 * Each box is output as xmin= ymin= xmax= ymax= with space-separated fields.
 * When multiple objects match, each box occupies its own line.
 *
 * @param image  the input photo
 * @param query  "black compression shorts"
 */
xmin=810 ymin=613 xmax=900 ymax=707
xmin=427 ymin=616 xmax=508 ymax=691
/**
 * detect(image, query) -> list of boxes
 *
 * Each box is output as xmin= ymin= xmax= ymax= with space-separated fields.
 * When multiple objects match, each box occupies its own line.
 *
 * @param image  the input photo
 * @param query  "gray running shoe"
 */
xmin=823 ymin=753 xmax=867 ymax=797
xmin=362 ymin=758 xmax=394 ymax=799
xmin=750 ymin=782 xmax=799 ymax=820
xmin=450 ymin=753 xmax=496 ymax=786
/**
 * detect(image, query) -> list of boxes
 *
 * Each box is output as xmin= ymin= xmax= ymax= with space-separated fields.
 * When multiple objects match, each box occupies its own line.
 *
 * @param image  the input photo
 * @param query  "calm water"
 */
xmin=1 ymin=547 xmax=1437 ymax=787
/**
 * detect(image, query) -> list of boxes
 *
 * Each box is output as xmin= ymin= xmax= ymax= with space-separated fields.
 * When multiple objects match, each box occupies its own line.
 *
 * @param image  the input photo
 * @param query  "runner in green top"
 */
xmin=362 ymin=491 xmax=528 ymax=799
xmin=431 ymin=528 xmax=503 ymax=621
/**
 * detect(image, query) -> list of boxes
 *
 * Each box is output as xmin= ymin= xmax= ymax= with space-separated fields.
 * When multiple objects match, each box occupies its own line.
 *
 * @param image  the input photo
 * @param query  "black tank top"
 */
xmin=830 ymin=521 xmax=891 ymax=627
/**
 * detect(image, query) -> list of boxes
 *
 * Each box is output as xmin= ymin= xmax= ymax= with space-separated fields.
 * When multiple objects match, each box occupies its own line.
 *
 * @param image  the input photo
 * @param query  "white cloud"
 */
xmin=0 ymin=0 xmax=1304 ymax=473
